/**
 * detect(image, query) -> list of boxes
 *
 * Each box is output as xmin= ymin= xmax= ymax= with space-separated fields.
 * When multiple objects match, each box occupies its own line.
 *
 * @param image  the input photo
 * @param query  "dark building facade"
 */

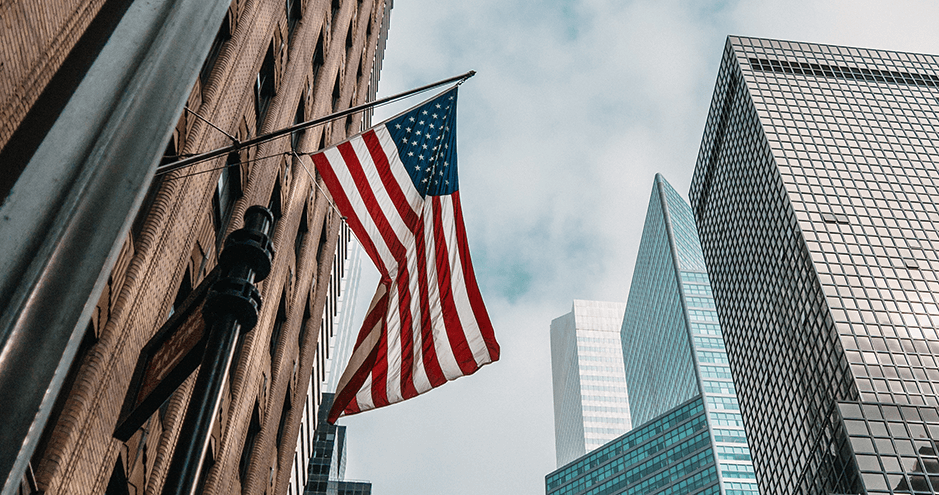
xmin=303 ymin=394 xmax=372 ymax=495
xmin=1 ymin=0 xmax=390 ymax=493
xmin=690 ymin=36 xmax=939 ymax=495
xmin=547 ymin=397 xmax=718 ymax=495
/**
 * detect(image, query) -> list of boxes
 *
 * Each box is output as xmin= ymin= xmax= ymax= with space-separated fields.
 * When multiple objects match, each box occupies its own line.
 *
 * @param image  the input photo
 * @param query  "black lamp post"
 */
xmin=161 ymin=205 xmax=275 ymax=495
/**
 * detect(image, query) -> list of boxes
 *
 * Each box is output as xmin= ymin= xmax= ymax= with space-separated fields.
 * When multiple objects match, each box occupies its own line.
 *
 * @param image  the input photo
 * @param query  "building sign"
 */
xmin=114 ymin=267 xmax=219 ymax=441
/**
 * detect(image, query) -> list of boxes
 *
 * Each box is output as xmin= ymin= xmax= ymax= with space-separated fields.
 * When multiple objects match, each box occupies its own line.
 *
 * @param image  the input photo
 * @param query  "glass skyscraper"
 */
xmin=546 ymin=175 xmax=758 ymax=495
xmin=547 ymin=397 xmax=719 ymax=495
xmin=551 ymin=300 xmax=632 ymax=467
xmin=303 ymin=394 xmax=372 ymax=495
xmin=690 ymin=36 xmax=939 ymax=495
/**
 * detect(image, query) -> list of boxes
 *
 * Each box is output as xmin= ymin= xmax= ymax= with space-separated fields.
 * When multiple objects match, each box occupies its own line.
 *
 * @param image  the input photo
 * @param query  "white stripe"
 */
xmin=375 ymin=126 xmax=424 ymax=212
xmin=437 ymin=196 xmax=493 ymax=367
xmin=355 ymin=371 xmax=374 ymax=411
xmin=378 ymin=125 xmax=437 ymax=394
xmin=320 ymin=144 xmax=398 ymax=274
xmin=423 ymin=200 xmax=462 ymax=380
xmin=383 ymin=278 xmax=404 ymax=403
xmin=409 ymin=248 xmax=433 ymax=393
xmin=347 ymin=135 xmax=419 ymax=274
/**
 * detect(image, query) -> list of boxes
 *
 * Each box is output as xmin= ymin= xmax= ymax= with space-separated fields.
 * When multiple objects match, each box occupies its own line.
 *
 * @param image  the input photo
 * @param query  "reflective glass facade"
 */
xmin=621 ymin=175 xmax=758 ymax=494
xmin=690 ymin=36 xmax=939 ymax=494
xmin=552 ymin=300 xmax=632 ymax=466
xmin=546 ymin=397 xmax=720 ymax=495
xmin=303 ymin=393 xmax=372 ymax=495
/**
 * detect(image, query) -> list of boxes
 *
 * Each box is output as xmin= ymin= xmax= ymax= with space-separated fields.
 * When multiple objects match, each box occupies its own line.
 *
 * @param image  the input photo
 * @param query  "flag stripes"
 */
xmin=311 ymin=100 xmax=499 ymax=422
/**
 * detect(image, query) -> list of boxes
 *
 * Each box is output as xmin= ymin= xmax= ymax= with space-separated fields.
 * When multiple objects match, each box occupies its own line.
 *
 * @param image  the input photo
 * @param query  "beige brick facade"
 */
xmin=0 ymin=0 xmax=107 ymax=149
xmin=5 ymin=0 xmax=389 ymax=493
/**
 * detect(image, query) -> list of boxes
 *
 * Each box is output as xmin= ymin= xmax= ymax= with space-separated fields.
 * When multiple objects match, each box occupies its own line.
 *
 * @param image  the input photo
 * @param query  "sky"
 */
xmin=339 ymin=1 xmax=939 ymax=494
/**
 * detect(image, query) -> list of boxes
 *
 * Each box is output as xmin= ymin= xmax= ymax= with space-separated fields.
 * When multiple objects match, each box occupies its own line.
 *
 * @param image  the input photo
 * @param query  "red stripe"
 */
xmin=337 ymin=142 xmax=408 ymax=270
xmin=364 ymin=130 xmax=420 ymax=233
xmin=431 ymin=197 xmax=477 ymax=374
xmin=393 ymin=267 xmax=419 ymax=399
xmin=337 ymin=140 xmax=420 ymax=401
xmin=451 ymin=192 xmax=499 ymax=361
xmin=346 ymin=396 xmax=361 ymax=415
xmin=369 ymin=326 xmax=389 ymax=408
xmin=414 ymin=213 xmax=446 ymax=387
xmin=311 ymin=152 xmax=386 ymax=277
xmin=327 ymin=288 xmax=389 ymax=423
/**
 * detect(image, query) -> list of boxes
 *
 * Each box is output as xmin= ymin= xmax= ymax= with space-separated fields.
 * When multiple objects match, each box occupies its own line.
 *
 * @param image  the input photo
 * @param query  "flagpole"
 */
xmin=155 ymin=70 xmax=475 ymax=176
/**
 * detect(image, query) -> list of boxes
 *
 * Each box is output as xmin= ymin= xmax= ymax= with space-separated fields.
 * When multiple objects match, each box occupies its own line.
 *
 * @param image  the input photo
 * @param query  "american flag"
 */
xmin=311 ymin=87 xmax=500 ymax=423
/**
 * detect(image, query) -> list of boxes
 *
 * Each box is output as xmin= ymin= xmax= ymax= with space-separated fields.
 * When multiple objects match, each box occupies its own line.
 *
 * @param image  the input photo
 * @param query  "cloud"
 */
xmin=342 ymin=2 xmax=939 ymax=494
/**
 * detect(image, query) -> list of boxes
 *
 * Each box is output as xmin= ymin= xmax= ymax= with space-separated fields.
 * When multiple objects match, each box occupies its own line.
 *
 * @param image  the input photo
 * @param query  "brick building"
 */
xmin=0 ymin=0 xmax=390 ymax=493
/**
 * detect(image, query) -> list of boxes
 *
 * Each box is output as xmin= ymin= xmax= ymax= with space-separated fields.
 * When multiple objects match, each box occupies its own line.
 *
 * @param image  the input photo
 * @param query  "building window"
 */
xmin=213 ymin=152 xmax=242 ymax=241
xmin=331 ymin=72 xmax=342 ymax=112
xmin=276 ymin=384 xmax=293 ymax=448
xmin=299 ymin=295 xmax=311 ymax=354
xmin=104 ymin=457 xmax=129 ymax=495
xmin=286 ymin=0 xmax=301 ymax=39
xmin=168 ymin=269 xmax=193 ymax=319
xmin=315 ymin=214 xmax=329 ymax=263
xmin=295 ymin=203 xmax=308 ymax=263
xmin=268 ymin=179 xmax=283 ymax=228
xmin=239 ymin=403 xmax=262 ymax=483
xmin=200 ymin=15 xmax=231 ymax=87
xmin=271 ymin=296 xmax=287 ymax=359
xmin=255 ymin=42 xmax=276 ymax=126
xmin=330 ymin=0 xmax=340 ymax=20
xmin=292 ymin=95 xmax=305 ymax=153
xmin=312 ymin=31 xmax=325 ymax=82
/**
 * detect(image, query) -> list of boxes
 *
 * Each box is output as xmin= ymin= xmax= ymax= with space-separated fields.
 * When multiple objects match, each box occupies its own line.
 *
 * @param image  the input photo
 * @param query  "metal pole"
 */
xmin=161 ymin=206 xmax=275 ymax=495
xmin=155 ymin=70 xmax=476 ymax=176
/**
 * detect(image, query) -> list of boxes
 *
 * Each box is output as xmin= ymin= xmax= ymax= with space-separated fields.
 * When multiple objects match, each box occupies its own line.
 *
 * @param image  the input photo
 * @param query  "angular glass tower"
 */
xmin=551 ymin=300 xmax=632 ymax=467
xmin=546 ymin=175 xmax=758 ymax=495
xmin=690 ymin=36 xmax=939 ymax=495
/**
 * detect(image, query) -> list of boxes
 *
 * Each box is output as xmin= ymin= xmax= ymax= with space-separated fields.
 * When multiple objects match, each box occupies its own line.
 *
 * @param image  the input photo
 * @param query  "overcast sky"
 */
xmin=339 ymin=1 xmax=939 ymax=494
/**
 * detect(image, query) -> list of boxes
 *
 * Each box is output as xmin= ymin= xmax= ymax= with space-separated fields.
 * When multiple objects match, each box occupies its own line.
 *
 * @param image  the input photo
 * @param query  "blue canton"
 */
xmin=387 ymin=88 xmax=459 ymax=197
